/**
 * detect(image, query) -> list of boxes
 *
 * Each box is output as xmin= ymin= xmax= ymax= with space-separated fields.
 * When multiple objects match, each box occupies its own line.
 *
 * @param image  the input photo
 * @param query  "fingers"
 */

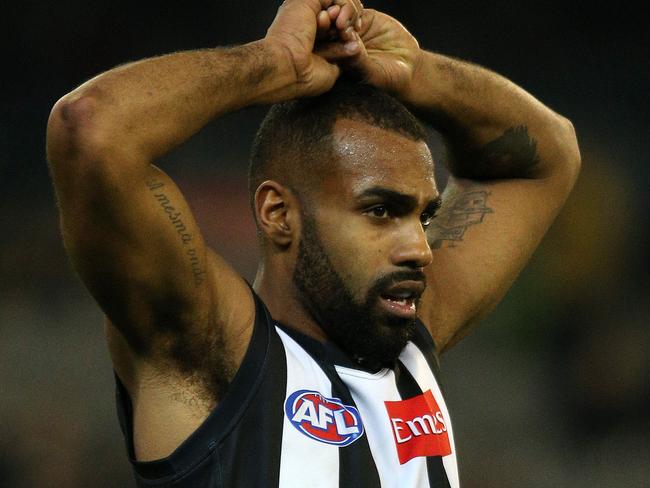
xmin=317 ymin=10 xmax=331 ymax=39
xmin=315 ymin=42 xmax=357 ymax=61
xmin=319 ymin=0 xmax=363 ymax=43
xmin=335 ymin=2 xmax=358 ymax=31
xmin=327 ymin=4 xmax=340 ymax=20
xmin=315 ymin=0 xmax=367 ymax=62
xmin=316 ymin=30 xmax=367 ymax=61
xmin=333 ymin=0 xmax=363 ymax=22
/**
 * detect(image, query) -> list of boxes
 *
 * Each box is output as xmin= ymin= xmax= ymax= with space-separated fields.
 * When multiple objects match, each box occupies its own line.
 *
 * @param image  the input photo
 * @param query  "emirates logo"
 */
xmin=384 ymin=390 xmax=452 ymax=464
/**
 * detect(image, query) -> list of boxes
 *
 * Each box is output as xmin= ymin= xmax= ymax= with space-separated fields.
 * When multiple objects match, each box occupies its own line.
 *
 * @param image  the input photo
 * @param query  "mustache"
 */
xmin=368 ymin=270 xmax=427 ymax=296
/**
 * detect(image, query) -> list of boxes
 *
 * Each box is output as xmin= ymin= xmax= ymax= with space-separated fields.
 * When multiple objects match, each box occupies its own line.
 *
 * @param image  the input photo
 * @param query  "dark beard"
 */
xmin=292 ymin=215 xmax=421 ymax=370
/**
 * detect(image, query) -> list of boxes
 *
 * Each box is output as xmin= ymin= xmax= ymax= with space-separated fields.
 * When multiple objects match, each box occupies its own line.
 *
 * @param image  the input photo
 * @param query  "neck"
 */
xmin=253 ymin=259 xmax=328 ymax=343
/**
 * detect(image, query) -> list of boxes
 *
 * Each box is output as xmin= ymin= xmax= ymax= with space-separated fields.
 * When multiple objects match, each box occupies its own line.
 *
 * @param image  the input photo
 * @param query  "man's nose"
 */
xmin=390 ymin=219 xmax=433 ymax=269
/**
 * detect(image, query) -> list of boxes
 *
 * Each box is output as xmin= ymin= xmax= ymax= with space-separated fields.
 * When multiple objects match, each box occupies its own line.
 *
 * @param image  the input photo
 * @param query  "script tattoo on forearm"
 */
xmin=146 ymin=178 xmax=206 ymax=286
xmin=428 ymin=190 xmax=493 ymax=249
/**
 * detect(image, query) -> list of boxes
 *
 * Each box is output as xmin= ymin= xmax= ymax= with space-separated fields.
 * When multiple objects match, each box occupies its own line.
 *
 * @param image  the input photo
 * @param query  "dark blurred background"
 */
xmin=2 ymin=1 xmax=648 ymax=486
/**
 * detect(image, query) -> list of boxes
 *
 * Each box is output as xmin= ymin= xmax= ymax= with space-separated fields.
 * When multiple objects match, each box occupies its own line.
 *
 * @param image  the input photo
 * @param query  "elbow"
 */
xmin=47 ymin=91 xmax=140 ymax=201
xmin=554 ymin=115 xmax=582 ymax=184
xmin=560 ymin=116 xmax=582 ymax=173
xmin=46 ymin=90 xmax=115 ymax=172
xmin=47 ymin=93 xmax=98 ymax=165
xmin=539 ymin=114 xmax=581 ymax=192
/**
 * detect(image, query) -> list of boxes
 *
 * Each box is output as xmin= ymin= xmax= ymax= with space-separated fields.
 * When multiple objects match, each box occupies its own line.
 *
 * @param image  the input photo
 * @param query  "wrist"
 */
xmin=245 ymin=39 xmax=305 ymax=105
xmin=400 ymin=48 xmax=432 ymax=107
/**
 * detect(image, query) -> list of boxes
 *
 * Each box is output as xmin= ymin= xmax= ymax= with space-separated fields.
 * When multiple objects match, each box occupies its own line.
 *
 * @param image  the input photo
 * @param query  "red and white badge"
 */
xmin=384 ymin=390 xmax=452 ymax=464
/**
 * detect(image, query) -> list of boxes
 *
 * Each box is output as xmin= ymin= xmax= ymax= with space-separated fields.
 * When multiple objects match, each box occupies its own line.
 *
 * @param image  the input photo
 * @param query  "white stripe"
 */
xmin=335 ymin=365 xmax=430 ymax=488
xmin=400 ymin=342 xmax=460 ymax=488
xmin=277 ymin=327 xmax=339 ymax=488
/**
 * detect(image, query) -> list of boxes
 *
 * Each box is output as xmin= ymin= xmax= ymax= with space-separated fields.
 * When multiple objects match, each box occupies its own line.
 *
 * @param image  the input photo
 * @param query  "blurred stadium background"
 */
xmin=2 ymin=1 xmax=648 ymax=486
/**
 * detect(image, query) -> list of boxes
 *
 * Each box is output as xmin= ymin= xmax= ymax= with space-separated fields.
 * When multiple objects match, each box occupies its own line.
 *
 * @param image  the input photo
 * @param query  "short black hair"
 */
xmin=248 ymin=79 xmax=428 ymax=213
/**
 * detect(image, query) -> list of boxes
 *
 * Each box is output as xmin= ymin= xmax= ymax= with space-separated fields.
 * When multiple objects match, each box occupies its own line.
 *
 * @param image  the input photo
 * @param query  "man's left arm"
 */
xmin=326 ymin=9 xmax=581 ymax=353
xmin=407 ymin=50 xmax=580 ymax=353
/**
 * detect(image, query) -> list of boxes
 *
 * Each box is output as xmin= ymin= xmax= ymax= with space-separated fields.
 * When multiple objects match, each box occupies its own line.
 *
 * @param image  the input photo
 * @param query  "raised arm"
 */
xmin=47 ymin=42 xmax=295 ymax=362
xmin=46 ymin=0 xmax=362 ymax=459
xmin=331 ymin=9 xmax=581 ymax=353
xmin=411 ymin=52 xmax=580 ymax=352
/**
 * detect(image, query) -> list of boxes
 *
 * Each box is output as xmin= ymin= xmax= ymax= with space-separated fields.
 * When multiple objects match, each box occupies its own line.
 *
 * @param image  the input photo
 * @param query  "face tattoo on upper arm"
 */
xmin=427 ymin=189 xmax=493 ymax=249
xmin=426 ymin=125 xmax=540 ymax=249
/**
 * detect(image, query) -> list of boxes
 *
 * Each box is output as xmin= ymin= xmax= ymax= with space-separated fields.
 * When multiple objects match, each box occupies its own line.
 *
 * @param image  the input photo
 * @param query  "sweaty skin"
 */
xmin=46 ymin=0 xmax=580 ymax=461
xmin=284 ymin=118 xmax=439 ymax=370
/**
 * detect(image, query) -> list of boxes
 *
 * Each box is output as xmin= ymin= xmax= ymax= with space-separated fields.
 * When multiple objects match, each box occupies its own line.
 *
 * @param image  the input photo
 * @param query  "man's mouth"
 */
xmin=378 ymin=281 xmax=425 ymax=318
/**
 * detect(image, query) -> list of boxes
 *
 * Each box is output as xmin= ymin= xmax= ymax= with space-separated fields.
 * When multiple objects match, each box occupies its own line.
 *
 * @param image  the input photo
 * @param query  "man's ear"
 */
xmin=255 ymin=180 xmax=298 ymax=247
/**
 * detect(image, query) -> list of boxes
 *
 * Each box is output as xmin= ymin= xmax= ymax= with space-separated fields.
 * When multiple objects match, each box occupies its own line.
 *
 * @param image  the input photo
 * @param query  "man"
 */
xmin=46 ymin=0 xmax=580 ymax=486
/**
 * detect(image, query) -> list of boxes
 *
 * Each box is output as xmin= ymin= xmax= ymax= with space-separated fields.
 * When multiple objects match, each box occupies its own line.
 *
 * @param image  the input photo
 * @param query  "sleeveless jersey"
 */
xmin=115 ymin=291 xmax=460 ymax=487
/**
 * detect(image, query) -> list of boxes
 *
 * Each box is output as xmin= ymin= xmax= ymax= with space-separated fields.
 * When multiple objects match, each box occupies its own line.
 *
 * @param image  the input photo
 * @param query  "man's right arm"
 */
xmin=46 ymin=0 xmax=361 ymax=459
xmin=46 ymin=41 xmax=294 ymax=383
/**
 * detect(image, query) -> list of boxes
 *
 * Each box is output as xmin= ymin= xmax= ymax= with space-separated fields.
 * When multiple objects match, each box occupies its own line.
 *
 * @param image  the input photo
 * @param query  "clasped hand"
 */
xmin=266 ymin=0 xmax=422 ymax=98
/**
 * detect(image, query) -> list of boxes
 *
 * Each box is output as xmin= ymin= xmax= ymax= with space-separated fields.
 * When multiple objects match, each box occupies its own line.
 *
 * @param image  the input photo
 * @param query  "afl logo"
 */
xmin=284 ymin=390 xmax=364 ymax=446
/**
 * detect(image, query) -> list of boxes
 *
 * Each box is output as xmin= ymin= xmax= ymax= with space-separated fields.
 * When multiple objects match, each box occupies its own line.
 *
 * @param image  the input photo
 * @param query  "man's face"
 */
xmin=292 ymin=119 xmax=440 ymax=369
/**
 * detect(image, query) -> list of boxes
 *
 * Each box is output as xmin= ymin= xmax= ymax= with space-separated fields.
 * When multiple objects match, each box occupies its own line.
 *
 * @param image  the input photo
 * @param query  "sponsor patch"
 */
xmin=284 ymin=389 xmax=364 ymax=446
xmin=384 ymin=389 xmax=451 ymax=464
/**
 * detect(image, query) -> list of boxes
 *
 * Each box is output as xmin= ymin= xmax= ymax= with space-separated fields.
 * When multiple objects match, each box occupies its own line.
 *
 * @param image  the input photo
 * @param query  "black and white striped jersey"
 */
xmin=116 ymin=291 xmax=459 ymax=487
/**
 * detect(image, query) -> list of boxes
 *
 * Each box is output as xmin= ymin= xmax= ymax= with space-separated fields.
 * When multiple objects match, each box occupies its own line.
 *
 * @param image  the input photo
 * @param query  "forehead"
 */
xmin=322 ymin=118 xmax=437 ymax=198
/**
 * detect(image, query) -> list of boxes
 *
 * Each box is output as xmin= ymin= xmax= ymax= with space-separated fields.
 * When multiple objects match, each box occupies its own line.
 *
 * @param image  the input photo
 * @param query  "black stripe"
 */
xmin=395 ymin=360 xmax=451 ymax=488
xmin=218 ymin=292 xmax=287 ymax=487
xmin=411 ymin=320 xmax=446 ymax=386
xmin=323 ymin=365 xmax=382 ymax=488
xmin=394 ymin=359 xmax=423 ymax=399
xmin=425 ymin=457 xmax=452 ymax=488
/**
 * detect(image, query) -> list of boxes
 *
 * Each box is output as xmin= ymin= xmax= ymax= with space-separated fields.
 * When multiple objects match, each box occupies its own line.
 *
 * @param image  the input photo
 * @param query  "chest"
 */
xmin=276 ymin=328 xmax=460 ymax=488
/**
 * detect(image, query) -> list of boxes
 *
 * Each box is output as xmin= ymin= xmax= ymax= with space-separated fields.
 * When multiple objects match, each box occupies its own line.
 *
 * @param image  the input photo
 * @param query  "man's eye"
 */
xmin=368 ymin=206 xmax=389 ymax=218
xmin=420 ymin=212 xmax=436 ymax=227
